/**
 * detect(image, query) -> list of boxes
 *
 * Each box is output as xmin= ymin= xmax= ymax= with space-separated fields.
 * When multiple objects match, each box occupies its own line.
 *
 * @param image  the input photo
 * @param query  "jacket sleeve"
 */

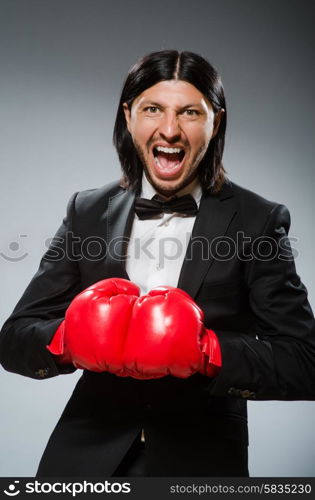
xmin=0 ymin=193 xmax=82 ymax=379
xmin=207 ymin=204 xmax=315 ymax=400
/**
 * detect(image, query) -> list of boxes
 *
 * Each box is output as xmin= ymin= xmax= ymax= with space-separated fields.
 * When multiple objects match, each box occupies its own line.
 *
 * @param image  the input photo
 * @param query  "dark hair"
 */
xmin=113 ymin=50 xmax=227 ymax=193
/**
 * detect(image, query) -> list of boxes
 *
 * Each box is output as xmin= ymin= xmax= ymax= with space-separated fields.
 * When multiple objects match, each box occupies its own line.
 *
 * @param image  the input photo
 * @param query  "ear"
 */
xmin=123 ymin=102 xmax=131 ymax=133
xmin=212 ymin=108 xmax=225 ymax=139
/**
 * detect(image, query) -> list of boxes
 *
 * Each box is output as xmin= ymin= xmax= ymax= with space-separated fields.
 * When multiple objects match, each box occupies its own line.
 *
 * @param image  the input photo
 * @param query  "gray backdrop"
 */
xmin=1 ymin=0 xmax=314 ymax=476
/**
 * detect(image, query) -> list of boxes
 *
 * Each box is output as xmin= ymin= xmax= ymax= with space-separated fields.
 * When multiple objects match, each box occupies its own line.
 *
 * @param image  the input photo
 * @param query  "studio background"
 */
xmin=1 ymin=0 xmax=314 ymax=476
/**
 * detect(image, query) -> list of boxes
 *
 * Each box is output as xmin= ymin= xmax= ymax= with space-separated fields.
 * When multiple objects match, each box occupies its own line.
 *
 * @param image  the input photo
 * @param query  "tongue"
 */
xmin=157 ymin=152 xmax=181 ymax=170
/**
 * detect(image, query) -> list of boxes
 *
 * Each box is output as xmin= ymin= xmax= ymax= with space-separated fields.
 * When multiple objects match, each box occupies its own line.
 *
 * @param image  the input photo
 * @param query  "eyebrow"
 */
xmin=181 ymin=103 xmax=204 ymax=109
xmin=139 ymin=100 xmax=162 ymax=107
xmin=139 ymin=100 xmax=205 ymax=109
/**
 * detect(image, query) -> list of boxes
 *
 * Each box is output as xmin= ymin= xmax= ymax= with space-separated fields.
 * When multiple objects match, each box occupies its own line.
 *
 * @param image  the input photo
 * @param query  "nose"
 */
xmin=158 ymin=111 xmax=181 ymax=142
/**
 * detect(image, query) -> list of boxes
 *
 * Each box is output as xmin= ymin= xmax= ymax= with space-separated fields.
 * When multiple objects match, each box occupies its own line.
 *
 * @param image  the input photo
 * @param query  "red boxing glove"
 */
xmin=123 ymin=286 xmax=222 ymax=379
xmin=47 ymin=278 xmax=140 ymax=373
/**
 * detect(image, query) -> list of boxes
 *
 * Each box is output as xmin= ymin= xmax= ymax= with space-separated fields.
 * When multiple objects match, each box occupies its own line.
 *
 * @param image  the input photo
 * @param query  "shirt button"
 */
xmin=241 ymin=389 xmax=256 ymax=399
xmin=228 ymin=387 xmax=236 ymax=396
xmin=227 ymin=387 xmax=242 ymax=397
xmin=240 ymin=389 xmax=252 ymax=399
xmin=35 ymin=368 xmax=49 ymax=378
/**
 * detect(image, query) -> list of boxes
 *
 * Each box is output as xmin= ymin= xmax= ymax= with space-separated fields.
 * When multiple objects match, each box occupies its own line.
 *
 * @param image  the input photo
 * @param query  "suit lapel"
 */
xmin=105 ymin=188 xmax=136 ymax=279
xmin=177 ymin=181 xmax=237 ymax=299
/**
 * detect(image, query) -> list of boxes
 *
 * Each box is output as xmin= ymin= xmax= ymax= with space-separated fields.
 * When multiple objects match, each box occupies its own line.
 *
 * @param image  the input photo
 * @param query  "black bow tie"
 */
xmin=134 ymin=194 xmax=198 ymax=220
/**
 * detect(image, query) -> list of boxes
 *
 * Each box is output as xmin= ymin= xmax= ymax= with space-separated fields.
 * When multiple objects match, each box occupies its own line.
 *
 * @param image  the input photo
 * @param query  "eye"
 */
xmin=144 ymin=106 xmax=159 ymax=113
xmin=184 ymin=109 xmax=200 ymax=116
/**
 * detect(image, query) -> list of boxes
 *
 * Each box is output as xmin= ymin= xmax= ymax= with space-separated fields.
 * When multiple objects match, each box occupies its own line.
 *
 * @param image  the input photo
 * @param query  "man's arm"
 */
xmin=0 ymin=193 xmax=81 ymax=379
xmin=206 ymin=204 xmax=315 ymax=400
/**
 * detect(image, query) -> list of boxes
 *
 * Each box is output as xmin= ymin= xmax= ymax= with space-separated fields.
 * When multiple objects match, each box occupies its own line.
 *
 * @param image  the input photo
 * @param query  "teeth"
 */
xmin=155 ymin=146 xmax=182 ymax=154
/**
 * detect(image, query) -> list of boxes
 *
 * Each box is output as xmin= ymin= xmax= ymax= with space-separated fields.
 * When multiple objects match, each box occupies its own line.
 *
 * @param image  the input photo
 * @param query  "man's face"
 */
xmin=123 ymin=80 xmax=222 ymax=197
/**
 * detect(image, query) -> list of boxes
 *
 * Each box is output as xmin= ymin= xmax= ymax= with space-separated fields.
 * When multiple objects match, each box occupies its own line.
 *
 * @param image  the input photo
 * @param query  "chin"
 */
xmin=148 ymin=176 xmax=184 ymax=196
xmin=147 ymin=168 xmax=198 ymax=196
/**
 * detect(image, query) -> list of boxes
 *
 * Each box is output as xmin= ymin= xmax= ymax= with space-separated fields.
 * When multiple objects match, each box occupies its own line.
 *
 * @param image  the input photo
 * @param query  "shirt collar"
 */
xmin=141 ymin=173 xmax=202 ymax=206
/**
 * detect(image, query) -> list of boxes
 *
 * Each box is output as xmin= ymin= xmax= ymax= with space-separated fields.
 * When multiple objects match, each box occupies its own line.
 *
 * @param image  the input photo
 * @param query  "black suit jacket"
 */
xmin=1 ymin=179 xmax=315 ymax=476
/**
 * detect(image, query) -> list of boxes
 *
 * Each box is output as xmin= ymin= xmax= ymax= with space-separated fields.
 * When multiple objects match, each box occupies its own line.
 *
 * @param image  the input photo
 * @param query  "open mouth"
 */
xmin=152 ymin=146 xmax=186 ymax=177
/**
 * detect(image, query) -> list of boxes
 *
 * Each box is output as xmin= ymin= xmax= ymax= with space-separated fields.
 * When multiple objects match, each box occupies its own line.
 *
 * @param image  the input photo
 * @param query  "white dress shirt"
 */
xmin=126 ymin=174 xmax=202 ymax=295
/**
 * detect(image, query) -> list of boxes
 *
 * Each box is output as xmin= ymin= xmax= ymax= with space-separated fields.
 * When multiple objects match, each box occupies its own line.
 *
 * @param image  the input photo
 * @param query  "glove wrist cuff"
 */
xmin=200 ymin=329 xmax=222 ymax=377
xmin=47 ymin=321 xmax=73 ymax=365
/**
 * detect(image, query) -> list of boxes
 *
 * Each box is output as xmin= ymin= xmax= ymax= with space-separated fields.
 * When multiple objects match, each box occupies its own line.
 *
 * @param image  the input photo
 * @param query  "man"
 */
xmin=1 ymin=50 xmax=315 ymax=477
